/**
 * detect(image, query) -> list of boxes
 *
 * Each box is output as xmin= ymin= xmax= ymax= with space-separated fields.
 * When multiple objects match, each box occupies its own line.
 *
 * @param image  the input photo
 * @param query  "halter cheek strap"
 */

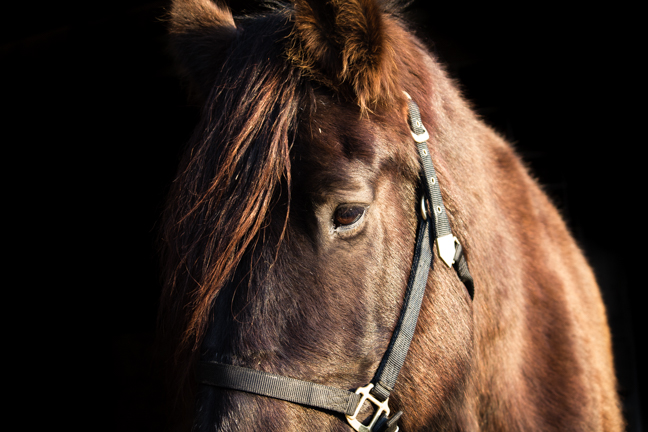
xmin=196 ymin=96 xmax=473 ymax=432
xmin=404 ymin=92 xmax=474 ymax=298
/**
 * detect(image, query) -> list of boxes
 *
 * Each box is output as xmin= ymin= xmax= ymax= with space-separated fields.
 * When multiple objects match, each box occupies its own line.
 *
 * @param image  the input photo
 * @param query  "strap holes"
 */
xmin=421 ymin=149 xmax=428 ymax=156
xmin=436 ymin=206 xmax=442 ymax=214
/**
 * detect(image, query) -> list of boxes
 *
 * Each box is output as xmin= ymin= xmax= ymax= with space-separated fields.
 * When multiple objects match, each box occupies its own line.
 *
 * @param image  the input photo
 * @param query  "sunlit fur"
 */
xmin=158 ymin=1 xmax=624 ymax=431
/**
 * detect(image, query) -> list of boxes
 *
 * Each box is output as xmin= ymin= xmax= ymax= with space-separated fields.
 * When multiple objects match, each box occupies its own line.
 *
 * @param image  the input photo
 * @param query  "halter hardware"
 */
xmin=404 ymin=92 xmax=430 ymax=143
xmin=419 ymin=196 xmax=428 ymax=220
xmin=410 ymin=124 xmax=429 ymax=143
xmin=345 ymin=384 xmax=393 ymax=432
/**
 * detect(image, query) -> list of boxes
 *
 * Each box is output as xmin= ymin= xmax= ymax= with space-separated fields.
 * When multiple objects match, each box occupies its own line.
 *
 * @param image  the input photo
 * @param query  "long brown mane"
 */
xmin=159 ymin=8 xmax=300 ymax=386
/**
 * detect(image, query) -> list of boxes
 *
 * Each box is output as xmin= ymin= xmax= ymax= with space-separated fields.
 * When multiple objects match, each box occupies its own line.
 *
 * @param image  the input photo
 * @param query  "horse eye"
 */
xmin=333 ymin=205 xmax=366 ymax=228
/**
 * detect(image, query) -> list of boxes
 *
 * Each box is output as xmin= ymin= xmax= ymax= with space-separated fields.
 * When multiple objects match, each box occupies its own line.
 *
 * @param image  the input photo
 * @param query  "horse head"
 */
xmin=159 ymin=1 xmax=623 ymax=431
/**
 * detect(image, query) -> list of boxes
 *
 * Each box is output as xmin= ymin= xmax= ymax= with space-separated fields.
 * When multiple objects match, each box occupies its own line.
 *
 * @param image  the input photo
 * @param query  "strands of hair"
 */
xmin=287 ymin=0 xmax=403 ymax=113
xmin=159 ymin=9 xmax=306 ymax=404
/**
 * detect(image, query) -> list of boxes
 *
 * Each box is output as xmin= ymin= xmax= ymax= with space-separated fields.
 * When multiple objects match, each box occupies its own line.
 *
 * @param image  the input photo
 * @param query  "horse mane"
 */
xmin=158 ymin=10 xmax=303 ymax=400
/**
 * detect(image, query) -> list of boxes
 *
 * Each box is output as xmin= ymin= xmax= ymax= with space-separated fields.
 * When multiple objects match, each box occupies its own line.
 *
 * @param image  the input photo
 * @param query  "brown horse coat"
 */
xmin=158 ymin=1 xmax=624 ymax=430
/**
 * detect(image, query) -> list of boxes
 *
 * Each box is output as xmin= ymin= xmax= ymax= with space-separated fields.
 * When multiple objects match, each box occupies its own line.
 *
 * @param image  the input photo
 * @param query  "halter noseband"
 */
xmin=196 ymin=94 xmax=474 ymax=432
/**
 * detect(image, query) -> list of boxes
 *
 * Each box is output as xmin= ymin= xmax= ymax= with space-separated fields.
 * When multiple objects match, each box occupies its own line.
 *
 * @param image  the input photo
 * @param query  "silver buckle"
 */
xmin=403 ymin=91 xmax=430 ymax=143
xmin=410 ymin=126 xmax=430 ymax=143
xmin=345 ymin=384 xmax=391 ymax=432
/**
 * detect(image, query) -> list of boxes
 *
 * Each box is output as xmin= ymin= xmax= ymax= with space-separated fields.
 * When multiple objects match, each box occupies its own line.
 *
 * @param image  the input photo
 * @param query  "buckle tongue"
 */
xmin=345 ymin=384 xmax=391 ymax=432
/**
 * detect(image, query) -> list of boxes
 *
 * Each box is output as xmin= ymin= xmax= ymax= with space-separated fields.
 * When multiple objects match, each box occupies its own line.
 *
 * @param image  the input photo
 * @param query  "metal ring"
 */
xmin=420 ymin=197 xmax=428 ymax=220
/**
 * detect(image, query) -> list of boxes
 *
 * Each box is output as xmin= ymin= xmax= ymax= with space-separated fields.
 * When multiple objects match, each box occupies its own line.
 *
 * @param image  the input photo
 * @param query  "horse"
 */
xmin=157 ymin=1 xmax=624 ymax=430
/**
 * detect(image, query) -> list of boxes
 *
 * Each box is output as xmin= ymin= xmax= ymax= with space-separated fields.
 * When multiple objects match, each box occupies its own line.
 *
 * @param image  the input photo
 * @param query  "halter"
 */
xmin=196 ymin=95 xmax=474 ymax=432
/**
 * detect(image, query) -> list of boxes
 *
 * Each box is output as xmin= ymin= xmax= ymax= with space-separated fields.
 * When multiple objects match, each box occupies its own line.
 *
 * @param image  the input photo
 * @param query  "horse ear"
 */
xmin=289 ymin=0 xmax=400 ymax=112
xmin=169 ymin=0 xmax=237 ymax=98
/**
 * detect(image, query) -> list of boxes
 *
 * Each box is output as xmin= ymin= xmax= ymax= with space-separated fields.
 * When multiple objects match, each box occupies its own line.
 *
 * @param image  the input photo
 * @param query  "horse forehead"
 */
xmin=301 ymin=101 xmax=401 ymax=169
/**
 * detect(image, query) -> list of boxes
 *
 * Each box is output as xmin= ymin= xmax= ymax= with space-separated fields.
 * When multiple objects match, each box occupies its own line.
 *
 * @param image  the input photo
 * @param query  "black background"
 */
xmin=3 ymin=1 xmax=643 ymax=430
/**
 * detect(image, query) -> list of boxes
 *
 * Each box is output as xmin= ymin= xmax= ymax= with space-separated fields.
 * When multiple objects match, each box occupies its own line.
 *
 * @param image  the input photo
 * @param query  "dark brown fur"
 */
xmin=158 ymin=1 xmax=624 ymax=430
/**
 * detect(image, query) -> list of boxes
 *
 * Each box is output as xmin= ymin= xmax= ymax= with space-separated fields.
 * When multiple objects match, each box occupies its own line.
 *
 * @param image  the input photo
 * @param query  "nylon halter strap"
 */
xmin=196 ymin=95 xmax=474 ymax=432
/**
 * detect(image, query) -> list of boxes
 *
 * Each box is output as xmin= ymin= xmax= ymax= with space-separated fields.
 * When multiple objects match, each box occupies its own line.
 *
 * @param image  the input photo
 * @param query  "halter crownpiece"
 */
xmin=196 ymin=95 xmax=474 ymax=432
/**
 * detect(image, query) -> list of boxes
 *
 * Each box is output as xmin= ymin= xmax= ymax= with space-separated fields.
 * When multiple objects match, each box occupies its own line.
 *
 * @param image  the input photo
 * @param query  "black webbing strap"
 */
xmin=370 ymin=216 xmax=432 ymax=401
xmin=407 ymin=99 xmax=452 ymax=240
xmin=405 ymin=94 xmax=474 ymax=300
xmin=197 ymin=362 xmax=362 ymax=416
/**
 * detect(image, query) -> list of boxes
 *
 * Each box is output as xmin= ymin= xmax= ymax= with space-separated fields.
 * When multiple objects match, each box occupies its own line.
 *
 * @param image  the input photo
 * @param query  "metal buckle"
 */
xmin=345 ymin=384 xmax=391 ymax=432
xmin=403 ymin=91 xmax=430 ymax=143
xmin=410 ymin=127 xmax=430 ymax=144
